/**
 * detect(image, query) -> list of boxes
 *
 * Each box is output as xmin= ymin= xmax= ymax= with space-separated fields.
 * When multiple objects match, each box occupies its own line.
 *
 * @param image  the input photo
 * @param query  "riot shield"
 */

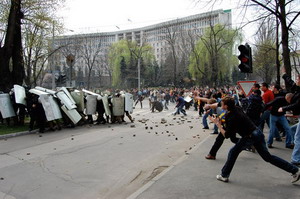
xmin=29 ymin=89 xmax=48 ymax=96
xmin=86 ymin=95 xmax=97 ymax=115
xmin=56 ymin=90 xmax=77 ymax=110
xmin=61 ymin=105 xmax=81 ymax=124
xmin=14 ymin=85 xmax=26 ymax=105
xmin=35 ymin=86 xmax=56 ymax=95
xmin=39 ymin=94 xmax=62 ymax=121
xmin=71 ymin=91 xmax=85 ymax=112
xmin=102 ymin=95 xmax=111 ymax=116
xmin=112 ymin=96 xmax=125 ymax=116
xmin=59 ymin=87 xmax=76 ymax=104
xmin=0 ymin=94 xmax=16 ymax=118
xmin=125 ymin=93 xmax=134 ymax=113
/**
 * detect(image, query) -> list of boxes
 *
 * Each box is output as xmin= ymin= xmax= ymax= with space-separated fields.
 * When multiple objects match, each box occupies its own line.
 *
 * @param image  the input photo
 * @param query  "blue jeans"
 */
xmin=202 ymin=110 xmax=212 ymax=128
xmin=259 ymin=110 xmax=280 ymax=138
xmin=175 ymin=105 xmax=186 ymax=115
xmin=292 ymin=120 xmax=300 ymax=164
xmin=259 ymin=110 xmax=271 ymax=131
xmin=291 ymin=123 xmax=298 ymax=143
xmin=221 ymin=129 xmax=298 ymax=178
xmin=268 ymin=114 xmax=292 ymax=147
xmin=213 ymin=124 xmax=218 ymax=133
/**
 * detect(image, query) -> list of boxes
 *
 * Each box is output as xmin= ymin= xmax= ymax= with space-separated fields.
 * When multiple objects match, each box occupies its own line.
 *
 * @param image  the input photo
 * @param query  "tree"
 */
xmin=249 ymin=0 xmax=300 ymax=90
xmin=58 ymin=35 xmax=83 ymax=87
xmin=144 ymin=61 xmax=161 ymax=86
xmin=162 ymin=22 xmax=180 ymax=86
xmin=22 ymin=0 xmax=65 ymax=87
xmin=80 ymin=36 xmax=103 ymax=90
xmin=0 ymin=0 xmax=65 ymax=89
xmin=108 ymin=40 xmax=130 ymax=87
xmin=194 ymin=0 xmax=300 ymax=89
xmin=289 ymin=30 xmax=300 ymax=76
xmin=0 ymin=0 xmax=24 ymax=92
xmin=188 ymin=24 xmax=240 ymax=86
xmin=108 ymin=39 xmax=154 ymax=88
xmin=95 ymin=48 xmax=112 ymax=87
xmin=253 ymin=17 xmax=277 ymax=83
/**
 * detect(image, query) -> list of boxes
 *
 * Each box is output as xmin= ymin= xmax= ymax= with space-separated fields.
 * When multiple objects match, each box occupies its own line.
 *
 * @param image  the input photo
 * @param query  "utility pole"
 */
xmin=138 ymin=57 xmax=141 ymax=91
xmin=51 ymin=22 xmax=56 ymax=90
xmin=137 ymin=34 xmax=143 ymax=91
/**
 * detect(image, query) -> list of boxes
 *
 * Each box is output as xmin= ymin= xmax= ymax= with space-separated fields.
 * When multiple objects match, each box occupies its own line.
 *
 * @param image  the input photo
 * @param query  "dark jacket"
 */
xmin=282 ymin=74 xmax=300 ymax=115
xmin=246 ymin=94 xmax=264 ymax=123
xmin=176 ymin=96 xmax=185 ymax=108
xmin=224 ymin=106 xmax=256 ymax=139
xmin=265 ymin=96 xmax=288 ymax=117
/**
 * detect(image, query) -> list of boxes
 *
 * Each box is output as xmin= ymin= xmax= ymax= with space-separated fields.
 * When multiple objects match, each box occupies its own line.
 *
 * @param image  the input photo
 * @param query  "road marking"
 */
xmin=126 ymin=134 xmax=211 ymax=199
xmin=0 ymin=191 xmax=16 ymax=199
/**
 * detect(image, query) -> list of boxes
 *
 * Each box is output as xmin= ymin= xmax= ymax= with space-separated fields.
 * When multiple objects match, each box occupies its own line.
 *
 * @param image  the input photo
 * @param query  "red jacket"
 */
xmin=262 ymin=89 xmax=274 ymax=110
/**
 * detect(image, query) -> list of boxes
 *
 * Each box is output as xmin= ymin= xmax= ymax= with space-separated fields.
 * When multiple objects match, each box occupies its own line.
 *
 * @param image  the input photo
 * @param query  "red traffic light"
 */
xmin=237 ymin=44 xmax=252 ymax=73
xmin=241 ymin=57 xmax=248 ymax=63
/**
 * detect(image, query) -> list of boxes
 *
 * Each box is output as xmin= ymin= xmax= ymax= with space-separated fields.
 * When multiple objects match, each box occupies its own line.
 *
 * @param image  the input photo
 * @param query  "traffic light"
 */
xmin=238 ymin=44 xmax=252 ymax=73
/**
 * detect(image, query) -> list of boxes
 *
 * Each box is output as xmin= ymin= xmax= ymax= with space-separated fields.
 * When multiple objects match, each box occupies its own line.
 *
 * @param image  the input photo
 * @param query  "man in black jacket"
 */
xmin=279 ymin=73 xmax=300 ymax=166
xmin=210 ymin=96 xmax=300 ymax=183
xmin=264 ymin=95 xmax=293 ymax=149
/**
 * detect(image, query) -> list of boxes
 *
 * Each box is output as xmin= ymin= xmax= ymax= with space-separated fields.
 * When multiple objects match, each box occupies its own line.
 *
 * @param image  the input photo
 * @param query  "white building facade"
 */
xmin=50 ymin=9 xmax=232 ymax=88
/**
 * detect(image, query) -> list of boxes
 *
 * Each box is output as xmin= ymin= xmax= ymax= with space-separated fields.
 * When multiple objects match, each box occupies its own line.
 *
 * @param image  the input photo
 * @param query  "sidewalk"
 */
xmin=129 ymin=134 xmax=300 ymax=199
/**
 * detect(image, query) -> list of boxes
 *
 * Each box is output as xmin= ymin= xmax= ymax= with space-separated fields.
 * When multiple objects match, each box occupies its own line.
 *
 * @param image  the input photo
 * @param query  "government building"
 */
xmin=50 ymin=9 xmax=232 ymax=88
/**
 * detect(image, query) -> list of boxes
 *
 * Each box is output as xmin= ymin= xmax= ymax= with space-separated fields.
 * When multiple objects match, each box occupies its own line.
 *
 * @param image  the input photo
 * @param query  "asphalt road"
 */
xmin=0 ymin=101 xmax=210 ymax=199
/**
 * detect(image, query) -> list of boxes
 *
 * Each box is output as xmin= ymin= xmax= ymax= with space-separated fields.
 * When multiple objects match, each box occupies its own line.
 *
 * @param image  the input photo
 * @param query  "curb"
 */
xmin=0 ymin=129 xmax=38 ymax=140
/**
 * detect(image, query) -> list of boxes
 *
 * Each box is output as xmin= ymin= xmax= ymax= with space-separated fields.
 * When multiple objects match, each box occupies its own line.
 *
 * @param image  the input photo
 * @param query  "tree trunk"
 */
xmin=87 ymin=70 xmax=91 ymax=90
xmin=0 ymin=0 xmax=24 ymax=92
xmin=279 ymin=0 xmax=292 ymax=91
xmin=12 ymin=3 xmax=25 ymax=87
xmin=275 ymin=12 xmax=280 ymax=85
xmin=171 ymin=46 xmax=177 ymax=86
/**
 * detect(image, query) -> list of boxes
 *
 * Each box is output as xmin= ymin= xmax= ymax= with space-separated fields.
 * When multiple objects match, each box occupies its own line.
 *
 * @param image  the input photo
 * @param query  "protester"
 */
xmin=173 ymin=91 xmax=187 ymax=116
xmin=134 ymin=90 xmax=144 ymax=109
xmin=209 ymin=96 xmax=300 ymax=183
xmin=264 ymin=94 xmax=293 ymax=149
xmin=279 ymin=73 xmax=300 ymax=167
xmin=246 ymin=89 xmax=264 ymax=126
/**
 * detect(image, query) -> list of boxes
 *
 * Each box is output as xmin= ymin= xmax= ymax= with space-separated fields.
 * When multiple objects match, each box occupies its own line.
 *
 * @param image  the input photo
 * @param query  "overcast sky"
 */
xmin=59 ymin=0 xmax=246 ymax=33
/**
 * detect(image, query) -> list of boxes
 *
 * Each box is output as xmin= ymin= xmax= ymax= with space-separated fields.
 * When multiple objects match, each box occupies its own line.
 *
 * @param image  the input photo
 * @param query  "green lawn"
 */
xmin=0 ymin=117 xmax=31 ymax=135
xmin=0 ymin=124 xmax=30 ymax=135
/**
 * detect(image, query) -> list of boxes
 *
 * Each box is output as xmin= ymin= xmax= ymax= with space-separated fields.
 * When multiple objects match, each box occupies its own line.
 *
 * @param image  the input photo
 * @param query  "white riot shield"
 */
xmin=71 ymin=91 xmax=85 ymax=112
xmin=82 ymin=89 xmax=101 ymax=98
xmin=125 ymin=93 xmax=134 ymax=113
xmin=86 ymin=95 xmax=97 ymax=115
xmin=59 ymin=87 xmax=76 ymax=104
xmin=14 ymin=85 xmax=26 ymax=105
xmin=35 ymin=86 xmax=56 ymax=95
xmin=0 ymin=94 xmax=16 ymax=118
xmin=112 ymin=97 xmax=125 ymax=116
xmin=61 ymin=105 xmax=81 ymax=124
xmin=29 ymin=89 xmax=48 ymax=96
xmin=39 ymin=94 xmax=62 ymax=121
xmin=56 ymin=91 xmax=77 ymax=110
xmin=102 ymin=95 xmax=111 ymax=116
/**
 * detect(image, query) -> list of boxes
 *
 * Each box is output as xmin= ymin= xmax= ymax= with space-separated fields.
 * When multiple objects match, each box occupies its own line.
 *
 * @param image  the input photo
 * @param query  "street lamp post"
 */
xmin=137 ymin=35 xmax=143 ymax=91
xmin=51 ymin=22 xmax=56 ymax=90
xmin=138 ymin=57 xmax=141 ymax=91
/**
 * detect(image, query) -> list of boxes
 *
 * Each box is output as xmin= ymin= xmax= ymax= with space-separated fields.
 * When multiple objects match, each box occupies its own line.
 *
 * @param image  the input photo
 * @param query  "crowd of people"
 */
xmin=1 ymin=72 xmax=300 ymax=184
xmin=128 ymin=72 xmax=300 ymax=184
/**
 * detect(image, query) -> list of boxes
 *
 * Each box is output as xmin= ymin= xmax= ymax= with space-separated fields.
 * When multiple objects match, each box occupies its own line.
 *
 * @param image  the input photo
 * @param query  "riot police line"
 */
xmin=0 ymin=85 xmax=134 ymax=133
